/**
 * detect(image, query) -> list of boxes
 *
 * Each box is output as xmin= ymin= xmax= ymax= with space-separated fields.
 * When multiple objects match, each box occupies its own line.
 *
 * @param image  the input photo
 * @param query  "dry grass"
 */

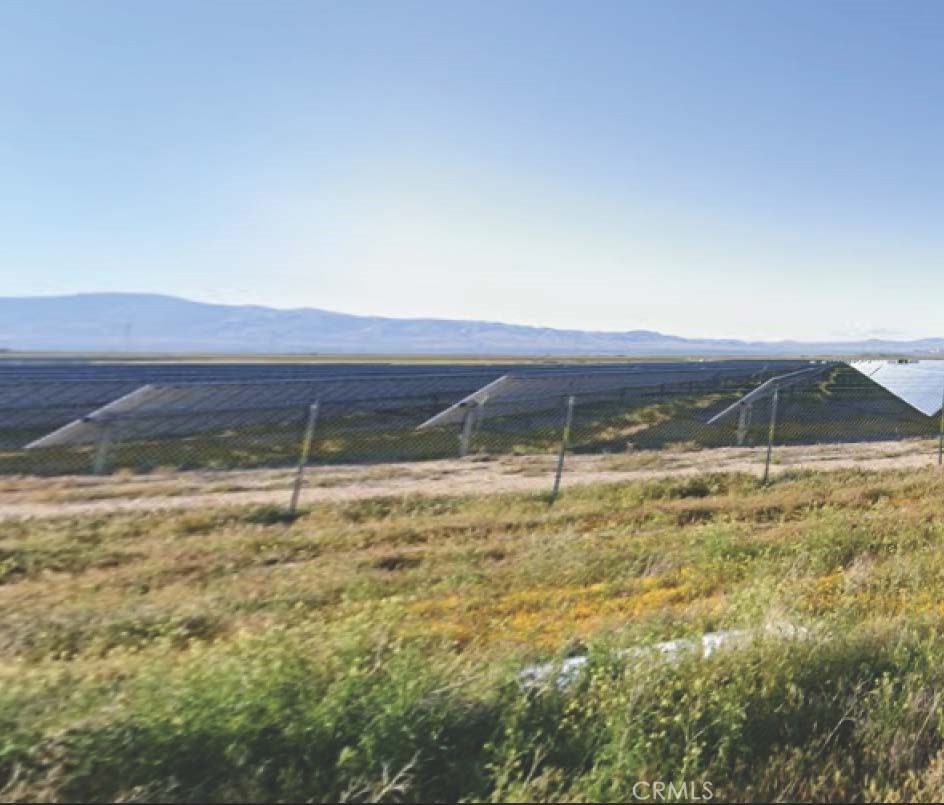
xmin=1 ymin=437 xmax=941 ymax=520
xmin=6 ymin=468 xmax=944 ymax=799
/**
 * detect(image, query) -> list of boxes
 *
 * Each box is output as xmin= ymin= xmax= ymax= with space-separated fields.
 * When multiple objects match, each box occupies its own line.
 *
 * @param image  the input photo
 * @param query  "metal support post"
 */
xmin=459 ymin=404 xmax=477 ymax=458
xmin=92 ymin=420 xmax=114 ymax=476
xmin=289 ymin=401 xmax=320 ymax=516
xmin=762 ymin=387 xmax=780 ymax=485
xmin=549 ymin=395 xmax=576 ymax=504
xmin=736 ymin=402 xmax=753 ymax=446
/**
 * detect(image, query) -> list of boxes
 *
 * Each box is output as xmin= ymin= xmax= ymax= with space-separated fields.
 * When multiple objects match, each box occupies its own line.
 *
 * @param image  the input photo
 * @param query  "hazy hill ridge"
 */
xmin=1 ymin=293 xmax=942 ymax=356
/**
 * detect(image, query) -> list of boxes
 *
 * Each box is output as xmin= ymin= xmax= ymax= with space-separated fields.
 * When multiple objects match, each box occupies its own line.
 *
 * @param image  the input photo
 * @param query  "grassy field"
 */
xmin=6 ymin=469 xmax=944 ymax=800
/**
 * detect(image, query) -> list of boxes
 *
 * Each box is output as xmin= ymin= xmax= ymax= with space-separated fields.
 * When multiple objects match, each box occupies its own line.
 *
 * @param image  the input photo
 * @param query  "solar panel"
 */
xmin=706 ymin=366 xmax=832 ymax=425
xmin=5 ymin=360 xmax=798 ymax=437
xmin=24 ymin=372 xmax=515 ymax=447
xmin=0 ymin=380 xmax=149 ymax=428
xmin=17 ymin=359 xmax=814 ymax=448
xmin=4 ymin=369 xmax=512 ymax=446
xmin=848 ymin=360 xmax=944 ymax=417
xmin=417 ymin=361 xmax=810 ymax=430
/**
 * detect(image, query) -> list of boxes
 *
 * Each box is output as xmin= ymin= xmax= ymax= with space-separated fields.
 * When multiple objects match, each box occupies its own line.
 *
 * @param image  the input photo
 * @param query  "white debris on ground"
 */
xmin=519 ymin=622 xmax=809 ymax=690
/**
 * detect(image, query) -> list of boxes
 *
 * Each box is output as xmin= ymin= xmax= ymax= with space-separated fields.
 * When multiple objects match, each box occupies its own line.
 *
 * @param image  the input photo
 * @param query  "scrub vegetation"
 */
xmin=5 ymin=468 xmax=944 ymax=800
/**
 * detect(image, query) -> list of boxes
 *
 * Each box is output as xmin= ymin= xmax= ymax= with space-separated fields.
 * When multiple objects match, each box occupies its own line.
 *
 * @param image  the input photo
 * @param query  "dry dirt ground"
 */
xmin=2 ymin=438 xmax=942 ymax=521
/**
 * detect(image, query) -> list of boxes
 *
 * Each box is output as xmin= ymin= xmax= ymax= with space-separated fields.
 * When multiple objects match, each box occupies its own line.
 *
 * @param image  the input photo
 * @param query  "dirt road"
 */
xmin=1 ymin=439 xmax=940 ymax=520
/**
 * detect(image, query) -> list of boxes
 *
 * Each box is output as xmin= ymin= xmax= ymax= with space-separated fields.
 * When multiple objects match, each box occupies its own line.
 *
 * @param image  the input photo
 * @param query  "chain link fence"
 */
xmin=5 ymin=364 xmax=944 ymax=515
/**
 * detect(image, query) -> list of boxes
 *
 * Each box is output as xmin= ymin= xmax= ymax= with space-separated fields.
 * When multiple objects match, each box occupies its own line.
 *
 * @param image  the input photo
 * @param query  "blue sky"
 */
xmin=5 ymin=1 xmax=944 ymax=340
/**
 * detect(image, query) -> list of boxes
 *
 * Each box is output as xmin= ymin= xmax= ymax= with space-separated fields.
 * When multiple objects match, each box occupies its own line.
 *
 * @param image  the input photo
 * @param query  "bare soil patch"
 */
xmin=1 ymin=438 xmax=939 ymax=520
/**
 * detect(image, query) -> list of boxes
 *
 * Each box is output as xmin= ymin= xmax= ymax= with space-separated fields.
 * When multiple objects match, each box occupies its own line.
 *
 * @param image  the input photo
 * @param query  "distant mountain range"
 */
xmin=2 ymin=293 xmax=943 ymax=357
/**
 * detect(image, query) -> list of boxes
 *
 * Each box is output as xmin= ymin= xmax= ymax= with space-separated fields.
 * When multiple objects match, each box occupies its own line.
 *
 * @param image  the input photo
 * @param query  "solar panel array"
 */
xmin=26 ymin=372 xmax=514 ymax=447
xmin=0 ymin=359 xmax=810 ymax=450
xmin=0 ymin=362 xmax=509 ymax=383
xmin=0 ymin=361 xmax=694 ymax=437
xmin=9 ymin=358 xmax=943 ymax=477
xmin=0 ymin=364 xmax=510 ymax=447
xmin=0 ymin=380 xmax=146 ymax=429
xmin=418 ymin=360 xmax=815 ymax=429
xmin=1 ymin=360 xmax=794 ymax=446
xmin=847 ymin=360 xmax=944 ymax=417
xmin=0 ymin=360 xmax=652 ymax=384
xmin=707 ymin=365 xmax=835 ymax=425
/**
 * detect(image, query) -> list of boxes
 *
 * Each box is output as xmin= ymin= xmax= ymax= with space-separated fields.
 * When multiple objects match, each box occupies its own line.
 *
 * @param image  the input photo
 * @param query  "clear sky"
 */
xmin=5 ymin=0 xmax=944 ymax=340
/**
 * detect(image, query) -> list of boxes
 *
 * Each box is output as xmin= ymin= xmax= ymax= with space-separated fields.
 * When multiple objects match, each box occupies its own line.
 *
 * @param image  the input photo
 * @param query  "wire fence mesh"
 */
xmin=5 ymin=364 xmax=944 ymax=508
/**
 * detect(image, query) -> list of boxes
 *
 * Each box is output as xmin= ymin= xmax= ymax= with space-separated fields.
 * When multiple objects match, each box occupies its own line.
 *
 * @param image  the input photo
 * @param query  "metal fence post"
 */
xmin=92 ymin=419 xmax=114 ymax=476
xmin=459 ymin=403 xmax=477 ymax=458
xmin=762 ymin=387 xmax=780 ymax=485
xmin=549 ymin=395 xmax=576 ymax=504
xmin=736 ymin=402 xmax=753 ymax=446
xmin=289 ymin=401 xmax=320 ymax=516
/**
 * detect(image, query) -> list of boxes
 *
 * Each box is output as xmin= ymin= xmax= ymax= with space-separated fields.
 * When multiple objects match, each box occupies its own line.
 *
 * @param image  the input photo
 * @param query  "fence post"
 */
xmin=92 ymin=419 xmax=114 ymax=476
xmin=289 ymin=401 xmax=320 ymax=516
xmin=459 ymin=403 xmax=477 ymax=458
xmin=938 ymin=381 xmax=944 ymax=466
xmin=736 ymin=402 xmax=753 ymax=446
xmin=549 ymin=395 xmax=576 ymax=504
xmin=762 ymin=387 xmax=780 ymax=485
